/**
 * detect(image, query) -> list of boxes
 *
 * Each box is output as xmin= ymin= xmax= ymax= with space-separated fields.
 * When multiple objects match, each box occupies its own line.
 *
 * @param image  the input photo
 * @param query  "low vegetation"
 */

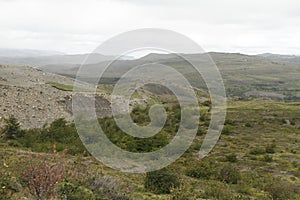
xmin=144 ymin=168 xmax=180 ymax=194
xmin=47 ymin=82 xmax=74 ymax=91
xmin=0 ymin=99 xmax=300 ymax=199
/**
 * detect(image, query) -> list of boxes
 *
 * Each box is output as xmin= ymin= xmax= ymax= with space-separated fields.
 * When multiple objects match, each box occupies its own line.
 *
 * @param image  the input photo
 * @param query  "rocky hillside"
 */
xmin=0 ymin=65 xmax=152 ymax=129
xmin=0 ymin=65 xmax=77 ymax=128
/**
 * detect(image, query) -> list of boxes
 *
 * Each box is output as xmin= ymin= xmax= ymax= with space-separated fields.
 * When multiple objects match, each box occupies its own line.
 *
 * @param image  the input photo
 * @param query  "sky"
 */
xmin=0 ymin=0 xmax=300 ymax=55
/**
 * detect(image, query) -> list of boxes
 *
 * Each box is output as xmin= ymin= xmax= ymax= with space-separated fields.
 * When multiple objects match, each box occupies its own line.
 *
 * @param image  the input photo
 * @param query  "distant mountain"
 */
xmin=60 ymin=52 xmax=300 ymax=101
xmin=0 ymin=53 xmax=116 ymax=73
xmin=0 ymin=48 xmax=65 ymax=57
xmin=257 ymin=53 xmax=300 ymax=64
xmin=1 ymin=50 xmax=300 ymax=101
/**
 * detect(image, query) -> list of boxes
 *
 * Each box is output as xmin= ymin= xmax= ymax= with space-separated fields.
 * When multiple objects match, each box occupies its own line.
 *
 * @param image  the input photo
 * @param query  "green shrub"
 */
xmin=16 ymin=119 xmax=87 ymax=155
xmin=249 ymin=155 xmax=257 ymax=160
xmin=99 ymin=110 xmax=171 ymax=153
xmin=245 ymin=122 xmax=252 ymax=127
xmin=145 ymin=168 xmax=179 ymax=194
xmin=265 ymin=144 xmax=276 ymax=154
xmin=0 ymin=167 xmax=19 ymax=200
xmin=201 ymin=100 xmax=211 ymax=107
xmin=225 ymin=153 xmax=238 ymax=163
xmin=202 ymin=181 xmax=232 ymax=200
xmin=222 ymin=126 xmax=234 ymax=135
xmin=264 ymin=178 xmax=296 ymax=200
xmin=185 ymin=159 xmax=215 ymax=179
xmin=219 ymin=164 xmax=241 ymax=184
xmin=236 ymin=182 xmax=252 ymax=195
xmin=291 ymin=120 xmax=296 ymax=126
xmin=225 ymin=119 xmax=235 ymax=126
xmin=197 ymin=127 xmax=206 ymax=136
xmin=1 ymin=116 xmax=24 ymax=140
xmin=59 ymin=182 xmax=96 ymax=200
xmin=6 ymin=140 xmax=21 ymax=147
xmin=241 ymin=172 xmax=262 ymax=189
xmin=171 ymin=183 xmax=198 ymax=200
xmin=91 ymin=176 xmax=131 ymax=200
xmin=263 ymin=155 xmax=273 ymax=162
xmin=249 ymin=147 xmax=265 ymax=155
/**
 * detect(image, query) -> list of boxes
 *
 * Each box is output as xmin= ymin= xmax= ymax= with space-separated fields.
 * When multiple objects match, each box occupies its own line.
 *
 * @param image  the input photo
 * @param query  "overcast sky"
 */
xmin=0 ymin=0 xmax=300 ymax=55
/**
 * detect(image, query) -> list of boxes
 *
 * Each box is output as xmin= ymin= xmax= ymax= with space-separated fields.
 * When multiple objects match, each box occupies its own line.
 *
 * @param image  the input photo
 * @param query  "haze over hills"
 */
xmin=258 ymin=53 xmax=300 ymax=64
xmin=30 ymin=51 xmax=300 ymax=102
xmin=0 ymin=48 xmax=65 ymax=57
xmin=0 ymin=53 xmax=116 ymax=72
xmin=1 ymin=50 xmax=300 ymax=102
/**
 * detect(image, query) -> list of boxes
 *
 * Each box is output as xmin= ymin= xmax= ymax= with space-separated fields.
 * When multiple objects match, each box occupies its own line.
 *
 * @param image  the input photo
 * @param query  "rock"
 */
xmin=0 ymin=65 xmax=113 ymax=129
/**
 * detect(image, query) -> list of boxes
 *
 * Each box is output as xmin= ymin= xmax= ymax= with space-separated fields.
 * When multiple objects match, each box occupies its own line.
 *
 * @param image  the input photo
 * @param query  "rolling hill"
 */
xmin=47 ymin=52 xmax=300 ymax=101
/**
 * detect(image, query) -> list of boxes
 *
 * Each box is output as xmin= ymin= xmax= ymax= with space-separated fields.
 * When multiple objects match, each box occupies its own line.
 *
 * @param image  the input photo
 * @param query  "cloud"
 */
xmin=0 ymin=0 xmax=299 ymax=54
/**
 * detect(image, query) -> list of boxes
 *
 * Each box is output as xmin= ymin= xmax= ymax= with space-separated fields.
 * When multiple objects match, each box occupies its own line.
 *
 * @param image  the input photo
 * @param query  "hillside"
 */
xmin=0 ymin=98 xmax=299 ymax=199
xmin=1 ymin=52 xmax=300 ymax=101
xmin=258 ymin=53 xmax=300 ymax=64
xmin=0 ymin=65 xmax=163 ymax=129
xmin=0 ymin=65 xmax=74 ymax=128
xmin=0 ymin=54 xmax=299 ymax=200
xmin=0 ymin=65 xmax=120 ymax=129
xmin=43 ymin=52 xmax=300 ymax=101
xmin=0 ymin=53 xmax=115 ymax=72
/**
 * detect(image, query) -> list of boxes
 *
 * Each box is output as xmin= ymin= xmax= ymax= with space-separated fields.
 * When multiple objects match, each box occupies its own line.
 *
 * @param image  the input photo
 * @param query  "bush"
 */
xmin=6 ymin=140 xmax=21 ymax=147
xmin=236 ymin=182 xmax=252 ymax=195
xmin=202 ymin=100 xmax=211 ymax=107
xmin=197 ymin=127 xmax=206 ymax=136
xmin=264 ymin=178 xmax=296 ymax=200
xmin=202 ymin=181 xmax=232 ymax=200
xmin=225 ymin=119 xmax=235 ymax=126
xmin=171 ymin=183 xmax=197 ymax=200
xmin=240 ymin=172 xmax=258 ymax=186
xmin=222 ymin=126 xmax=234 ymax=135
xmin=264 ymin=155 xmax=273 ymax=162
xmin=1 ymin=116 xmax=24 ymax=140
xmin=185 ymin=159 xmax=215 ymax=179
xmin=59 ymin=182 xmax=96 ymax=200
xmin=16 ymin=119 xmax=87 ymax=155
xmin=265 ymin=144 xmax=276 ymax=154
xmin=249 ymin=147 xmax=265 ymax=155
xmin=245 ymin=122 xmax=252 ymax=127
xmin=20 ymin=156 xmax=64 ymax=200
xmin=91 ymin=176 xmax=131 ymax=200
xmin=0 ymin=167 xmax=19 ymax=200
xmin=225 ymin=153 xmax=238 ymax=163
xmin=99 ymin=115 xmax=169 ymax=153
xmin=145 ymin=168 xmax=179 ymax=194
xmin=219 ymin=164 xmax=241 ymax=184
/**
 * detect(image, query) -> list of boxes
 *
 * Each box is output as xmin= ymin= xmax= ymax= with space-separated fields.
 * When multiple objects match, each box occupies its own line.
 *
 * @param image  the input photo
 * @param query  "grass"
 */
xmin=47 ymin=82 xmax=74 ymax=91
xmin=47 ymin=82 xmax=114 ymax=94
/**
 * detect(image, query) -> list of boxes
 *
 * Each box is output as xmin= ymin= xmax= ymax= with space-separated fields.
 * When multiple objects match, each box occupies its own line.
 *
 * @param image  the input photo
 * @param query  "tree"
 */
xmin=1 ymin=116 xmax=24 ymax=140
